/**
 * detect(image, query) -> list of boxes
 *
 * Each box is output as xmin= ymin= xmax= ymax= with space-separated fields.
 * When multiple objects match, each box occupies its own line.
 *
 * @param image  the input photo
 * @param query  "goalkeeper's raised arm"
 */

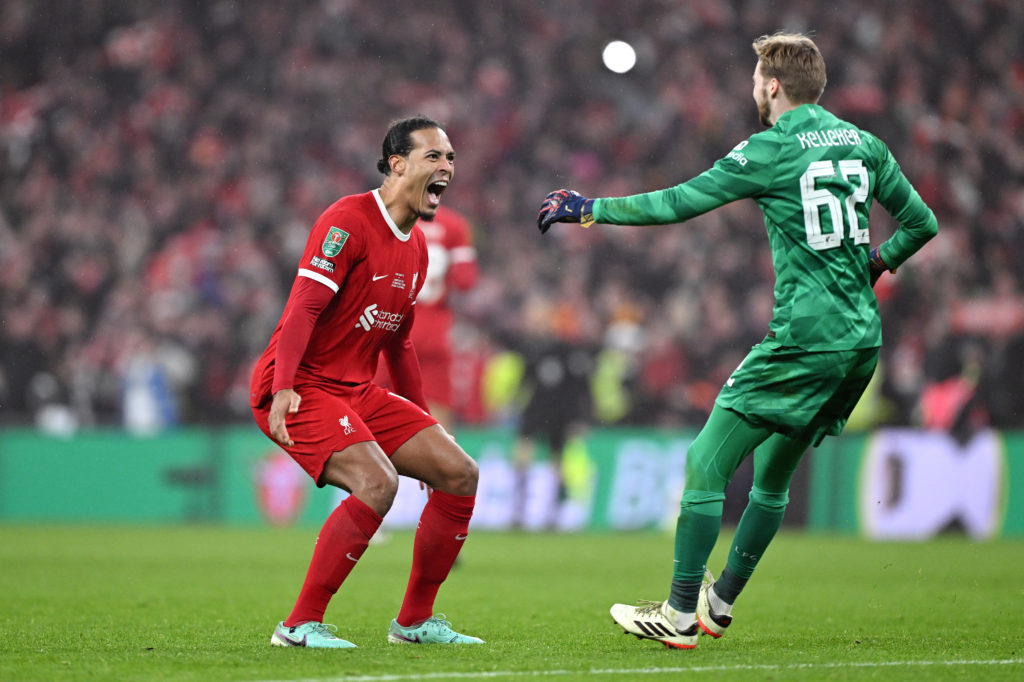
xmin=537 ymin=128 xmax=782 ymax=233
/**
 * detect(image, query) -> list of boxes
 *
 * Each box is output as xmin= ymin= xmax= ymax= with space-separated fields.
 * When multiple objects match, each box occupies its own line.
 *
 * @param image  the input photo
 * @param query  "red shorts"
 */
xmin=252 ymin=381 xmax=438 ymax=485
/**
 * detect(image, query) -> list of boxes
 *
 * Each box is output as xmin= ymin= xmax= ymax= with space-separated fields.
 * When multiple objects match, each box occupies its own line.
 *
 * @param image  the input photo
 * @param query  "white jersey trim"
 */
xmin=298 ymin=268 xmax=339 ymax=293
xmin=372 ymin=189 xmax=412 ymax=242
xmin=450 ymin=246 xmax=477 ymax=262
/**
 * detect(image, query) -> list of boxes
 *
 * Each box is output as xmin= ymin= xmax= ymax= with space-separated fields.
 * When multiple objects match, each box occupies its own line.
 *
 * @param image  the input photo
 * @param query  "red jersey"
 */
xmin=411 ymin=205 xmax=479 ymax=353
xmin=250 ymin=190 xmax=428 ymax=403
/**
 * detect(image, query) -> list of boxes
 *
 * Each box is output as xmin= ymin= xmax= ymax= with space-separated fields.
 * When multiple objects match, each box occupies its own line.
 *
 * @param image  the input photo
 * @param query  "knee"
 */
xmin=357 ymin=468 xmax=400 ymax=515
xmin=681 ymin=489 xmax=725 ymax=512
xmin=442 ymin=454 xmax=479 ymax=496
xmin=454 ymin=455 xmax=479 ymax=496
xmin=748 ymin=486 xmax=789 ymax=511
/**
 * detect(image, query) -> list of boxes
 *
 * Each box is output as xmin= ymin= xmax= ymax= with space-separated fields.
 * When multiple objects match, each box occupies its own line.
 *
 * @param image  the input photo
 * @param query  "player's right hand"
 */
xmin=537 ymin=189 xmax=595 ymax=234
xmin=269 ymin=388 xmax=301 ymax=447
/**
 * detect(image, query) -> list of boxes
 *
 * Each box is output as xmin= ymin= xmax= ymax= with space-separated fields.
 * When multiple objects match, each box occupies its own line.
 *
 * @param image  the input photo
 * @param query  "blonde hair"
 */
xmin=752 ymin=32 xmax=826 ymax=104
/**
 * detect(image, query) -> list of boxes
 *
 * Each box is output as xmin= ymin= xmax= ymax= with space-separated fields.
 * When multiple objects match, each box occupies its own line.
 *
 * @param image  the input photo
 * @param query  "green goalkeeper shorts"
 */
xmin=715 ymin=336 xmax=879 ymax=447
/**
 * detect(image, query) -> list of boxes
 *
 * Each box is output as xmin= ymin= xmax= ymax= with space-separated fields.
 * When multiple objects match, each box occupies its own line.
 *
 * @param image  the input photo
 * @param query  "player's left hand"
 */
xmin=537 ymin=189 xmax=595 ymax=234
xmin=868 ymin=247 xmax=891 ymax=287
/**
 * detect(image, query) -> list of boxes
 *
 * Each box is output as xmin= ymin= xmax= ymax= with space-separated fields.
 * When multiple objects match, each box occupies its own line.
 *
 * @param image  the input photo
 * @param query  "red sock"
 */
xmin=396 ymin=491 xmax=475 ymax=627
xmin=284 ymin=495 xmax=383 ymax=626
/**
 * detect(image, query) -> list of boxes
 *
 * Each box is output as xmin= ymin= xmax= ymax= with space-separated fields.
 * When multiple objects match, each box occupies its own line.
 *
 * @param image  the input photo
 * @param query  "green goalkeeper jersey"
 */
xmin=593 ymin=104 xmax=937 ymax=351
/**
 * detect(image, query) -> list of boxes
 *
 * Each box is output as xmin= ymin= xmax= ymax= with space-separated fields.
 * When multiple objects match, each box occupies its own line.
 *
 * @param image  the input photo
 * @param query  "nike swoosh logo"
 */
xmin=346 ymin=553 xmax=359 ymax=562
xmin=372 ymin=273 xmax=389 ymax=281
xmin=455 ymin=534 xmax=468 ymax=541
xmin=279 ymin=632 xmax=307 ymax=647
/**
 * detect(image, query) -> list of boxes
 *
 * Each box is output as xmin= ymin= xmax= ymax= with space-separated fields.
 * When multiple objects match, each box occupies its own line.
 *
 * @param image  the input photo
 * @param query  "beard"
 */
xmin=757 ymin=87 xmax=772 ymax=127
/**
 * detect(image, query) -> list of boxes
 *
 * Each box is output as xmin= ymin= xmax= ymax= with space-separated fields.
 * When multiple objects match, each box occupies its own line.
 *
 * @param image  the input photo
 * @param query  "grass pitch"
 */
xmin=1 ymin=524 xmax=1021 ymax=681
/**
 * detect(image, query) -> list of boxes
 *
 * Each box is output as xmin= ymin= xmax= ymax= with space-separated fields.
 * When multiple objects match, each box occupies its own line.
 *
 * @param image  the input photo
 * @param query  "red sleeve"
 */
xmin=448 ymin=259 xmax=479 ymax=290
xmin=271 ymin=277 xmax=335 ymax=394
xmin=444 ymin=209 xmax=478 ymax=291
xmin=381 ymin=305 xmax=429 ymax=412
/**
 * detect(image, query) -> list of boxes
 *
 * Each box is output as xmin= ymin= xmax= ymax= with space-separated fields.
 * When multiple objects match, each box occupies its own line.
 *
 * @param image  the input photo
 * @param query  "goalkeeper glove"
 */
xmin=869 ymin=247 xmax=892 ymax=287
xmin=537 ymin=189 xmax=595 ymax=234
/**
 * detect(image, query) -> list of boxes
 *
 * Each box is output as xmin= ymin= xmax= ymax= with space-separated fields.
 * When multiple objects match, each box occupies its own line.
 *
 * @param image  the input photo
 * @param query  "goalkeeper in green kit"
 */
xmin=538 ymin=32 xmax=937 ymax=649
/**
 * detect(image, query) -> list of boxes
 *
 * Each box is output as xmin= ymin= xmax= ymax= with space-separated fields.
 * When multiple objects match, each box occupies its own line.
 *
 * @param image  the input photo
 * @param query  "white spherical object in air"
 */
xmin=602 ymin=40 xmax=636 ymax=74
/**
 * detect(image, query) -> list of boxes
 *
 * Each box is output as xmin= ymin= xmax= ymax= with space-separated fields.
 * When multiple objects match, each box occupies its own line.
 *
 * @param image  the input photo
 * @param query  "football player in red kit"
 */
xmin=250 ymin=116 xmax=483 ymax=648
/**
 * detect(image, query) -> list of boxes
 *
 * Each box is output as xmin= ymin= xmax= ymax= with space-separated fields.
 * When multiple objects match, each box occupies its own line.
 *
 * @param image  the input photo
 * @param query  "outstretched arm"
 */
xmin=538 ymin=151 xmax=768 ymax=233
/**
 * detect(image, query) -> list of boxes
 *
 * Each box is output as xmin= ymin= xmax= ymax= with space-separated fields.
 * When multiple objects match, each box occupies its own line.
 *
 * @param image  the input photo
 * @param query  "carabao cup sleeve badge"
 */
xmin=322 ymin=227 xmax=350 ymax=257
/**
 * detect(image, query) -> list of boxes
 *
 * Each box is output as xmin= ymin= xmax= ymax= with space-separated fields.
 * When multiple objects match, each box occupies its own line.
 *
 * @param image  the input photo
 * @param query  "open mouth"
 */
xmin=426 ymin=180 xmax=448 ymax=207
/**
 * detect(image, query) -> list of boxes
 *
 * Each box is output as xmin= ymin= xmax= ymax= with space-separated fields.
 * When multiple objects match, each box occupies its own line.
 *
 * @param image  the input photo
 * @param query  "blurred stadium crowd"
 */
xmin=2 ymin=0 xmax=1023 ymax=436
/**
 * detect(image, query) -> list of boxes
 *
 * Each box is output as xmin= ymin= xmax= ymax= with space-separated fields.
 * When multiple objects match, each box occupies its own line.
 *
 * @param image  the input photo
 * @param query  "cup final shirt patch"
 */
xmin=322 ymin=226 xmax=350 ymax=257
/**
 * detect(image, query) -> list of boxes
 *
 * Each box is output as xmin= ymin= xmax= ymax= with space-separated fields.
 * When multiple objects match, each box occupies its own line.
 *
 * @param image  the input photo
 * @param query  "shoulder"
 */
xmin=305 ymin=193 xmax=376 ymax=263
xmin=317 ymin=192 xmax=376 ymax=230
xmin=742 ymin=127 xmax=783 ymax=153
xmin=312 ymin=193 xmax=376 ymax=240
xmin=855 ymin=127 xmax=890 ymax=158
xmin=717 ymin=128 xmax=781 ymax=173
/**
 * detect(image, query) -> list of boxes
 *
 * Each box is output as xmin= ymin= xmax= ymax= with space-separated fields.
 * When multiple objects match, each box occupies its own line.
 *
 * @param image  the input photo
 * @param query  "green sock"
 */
xmin=668 ymin=499 xmax=722 ymax=613
xmin=668 ymin=580 xmax=702 ymax=615
xmin=718 ymin=488 xmax=788 ymax=603
xmin=711 ymin=567 xmax=747 ymax=606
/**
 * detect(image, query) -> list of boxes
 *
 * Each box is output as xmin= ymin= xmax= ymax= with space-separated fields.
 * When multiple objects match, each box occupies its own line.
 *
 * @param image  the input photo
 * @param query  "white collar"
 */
xmin=372 ymin=189 xmax=412 ymax=242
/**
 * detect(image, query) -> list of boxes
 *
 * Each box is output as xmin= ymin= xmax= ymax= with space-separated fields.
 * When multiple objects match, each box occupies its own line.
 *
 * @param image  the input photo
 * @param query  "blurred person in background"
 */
xmin=539 ymin=32 xmax=937 ymax=649
xmin=503 ymin=294 xmax=596 ymax=530
xmin=249 ymin=116 xmax=483 ymax=649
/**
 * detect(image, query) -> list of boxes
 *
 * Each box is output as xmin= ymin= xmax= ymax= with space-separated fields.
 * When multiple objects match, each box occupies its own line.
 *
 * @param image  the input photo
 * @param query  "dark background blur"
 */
xmin=2 ymin=0 xmax=1022 ymax=437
